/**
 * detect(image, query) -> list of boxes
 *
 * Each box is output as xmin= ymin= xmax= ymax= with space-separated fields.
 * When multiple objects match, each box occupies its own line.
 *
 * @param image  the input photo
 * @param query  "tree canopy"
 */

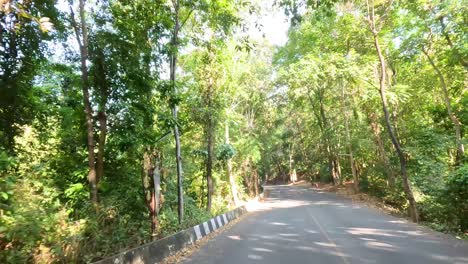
xmin=0 ymin=0 xmax=466 ymax=262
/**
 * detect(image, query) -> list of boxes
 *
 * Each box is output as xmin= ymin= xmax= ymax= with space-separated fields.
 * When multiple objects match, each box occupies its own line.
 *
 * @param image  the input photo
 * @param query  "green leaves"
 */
xmin=1 ymin=0 xmax=467 ymax=262
xmin=64 ymin=183 xmax=85 ymax=200
xmin=216 ymin=144 xmax=236 ymax=160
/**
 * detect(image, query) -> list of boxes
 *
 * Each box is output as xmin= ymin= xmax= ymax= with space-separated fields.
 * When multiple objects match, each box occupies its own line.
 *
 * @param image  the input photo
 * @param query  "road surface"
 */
xmin=183 ymin=184 xmax=468 ymax=264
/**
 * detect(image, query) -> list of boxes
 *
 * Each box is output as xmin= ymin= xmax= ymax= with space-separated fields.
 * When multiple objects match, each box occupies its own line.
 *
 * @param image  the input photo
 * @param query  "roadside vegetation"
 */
xmin=0 ymin=0 xmax=466 ymax=262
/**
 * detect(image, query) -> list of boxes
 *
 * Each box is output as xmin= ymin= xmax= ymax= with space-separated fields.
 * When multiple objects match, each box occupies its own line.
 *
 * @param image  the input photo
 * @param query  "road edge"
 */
xmin=93 ymin=206 xmax=247 ymax=264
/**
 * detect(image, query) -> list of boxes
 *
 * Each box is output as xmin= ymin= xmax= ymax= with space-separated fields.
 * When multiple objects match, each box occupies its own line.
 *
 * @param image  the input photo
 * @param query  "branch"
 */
xmin=69 ymin=4 xmax=83 ymax=48
xmin=179 ymin=8 xmax=194 ymax=30
xmin=377 ymin=0 xmax=394 ymax=27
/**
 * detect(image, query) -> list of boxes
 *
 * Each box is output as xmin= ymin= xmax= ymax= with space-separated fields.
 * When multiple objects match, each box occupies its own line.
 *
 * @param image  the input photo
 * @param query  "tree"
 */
xmin=364 ymin=0 xmax=418 ymax=222
xmin=69 ymin=0 xmax=99 ymax=204
xmin=0 ymin=0 xmax=58 ymax=153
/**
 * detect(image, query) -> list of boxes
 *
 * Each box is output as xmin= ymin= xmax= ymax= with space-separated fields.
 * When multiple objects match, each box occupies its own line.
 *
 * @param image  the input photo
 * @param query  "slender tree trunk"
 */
xmin=373 ymin=32 xmax=419 ymax=222
xmin=96 ymin=111 xmax=106 ymax=183
xmin=423 ymin=49 xmax=464 ymax=164
xmin=319 ymin=95 xmax=340 ymax=184
xmin=70 ymin=0 xmax=97 ymax=204
xmin=95 ymin=48 xmax=108 ymax=185
xmin=369 ymin=113 xmax=396 ymax=187
xmin=170 ymin=0 xmax=183 ymax=223
xmin=289 ymin=153 xmax=292 ymax=179
xmin=225 ymin=120 xmax=240 ymax=205
xmin=206 ymin=134 xmax=213 ymax=212
xmin=335 ymin=158 xmax=342 ymax=185
xmin=253 ymin=168 xmax=259 ymax=197
xmin=341 ymin=82 xmax=358 ymax=191
xmin=205 ymin=78 xmax=214 ymax=212
xmin=152 ymin=153 xmax=162 ymax=237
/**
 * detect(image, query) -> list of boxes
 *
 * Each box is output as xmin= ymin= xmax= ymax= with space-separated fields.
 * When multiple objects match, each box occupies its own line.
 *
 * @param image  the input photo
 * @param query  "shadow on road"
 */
xmin=183 ymin=184 xmax=468 ymax=264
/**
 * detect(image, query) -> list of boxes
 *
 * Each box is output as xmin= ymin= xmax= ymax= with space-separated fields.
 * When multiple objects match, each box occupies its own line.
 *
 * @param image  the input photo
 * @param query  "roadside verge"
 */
xmin=93 ymin=206 xmax=247 ymax=264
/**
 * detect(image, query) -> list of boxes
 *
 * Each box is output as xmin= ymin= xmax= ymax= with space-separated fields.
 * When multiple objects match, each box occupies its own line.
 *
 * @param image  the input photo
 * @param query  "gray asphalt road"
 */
xmin=183 ymin=184 xmax=468 ymax=264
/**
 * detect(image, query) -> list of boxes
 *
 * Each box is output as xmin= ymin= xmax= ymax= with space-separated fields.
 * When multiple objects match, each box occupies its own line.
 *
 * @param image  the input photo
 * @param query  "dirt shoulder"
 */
xmin=313 ymin=181 xmax=403 ymax=217
xmin=304 ymin=181 xmax=468 ymax=241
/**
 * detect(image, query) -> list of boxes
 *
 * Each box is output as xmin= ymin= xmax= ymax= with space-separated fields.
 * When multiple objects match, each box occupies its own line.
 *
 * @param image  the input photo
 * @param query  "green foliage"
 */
xmin=272 ymin=0 xmax=467 ymax=234
xmin=417 ymin=164 xmax=468 ymax=234
xmin=1 ymin=0 xmax=467 ymax=263
xmin=216 ymin=144 xmax=236 ymax=161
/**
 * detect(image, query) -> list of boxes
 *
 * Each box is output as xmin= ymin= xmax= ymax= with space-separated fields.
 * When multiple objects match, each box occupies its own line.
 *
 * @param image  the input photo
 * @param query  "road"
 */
xmin=183 ymin=184 xmax=468 ymax=264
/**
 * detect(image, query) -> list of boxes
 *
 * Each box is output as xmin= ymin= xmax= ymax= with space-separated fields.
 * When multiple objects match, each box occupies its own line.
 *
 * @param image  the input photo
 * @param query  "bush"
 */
xmin=417 ymin=164 xmax=468 ymax=233
xmin=444 ymin=164 xmax=468 ymax=232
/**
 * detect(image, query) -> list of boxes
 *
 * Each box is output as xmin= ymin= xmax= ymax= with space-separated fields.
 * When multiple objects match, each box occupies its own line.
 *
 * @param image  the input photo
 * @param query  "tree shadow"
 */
xmin=182 ymin=184 xmax=468 ymax=264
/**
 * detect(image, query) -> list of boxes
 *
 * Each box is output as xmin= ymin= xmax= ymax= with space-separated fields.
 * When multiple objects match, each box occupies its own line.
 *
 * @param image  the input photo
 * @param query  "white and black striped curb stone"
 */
xmin=93 ymin=206 xmax=248 ymax=264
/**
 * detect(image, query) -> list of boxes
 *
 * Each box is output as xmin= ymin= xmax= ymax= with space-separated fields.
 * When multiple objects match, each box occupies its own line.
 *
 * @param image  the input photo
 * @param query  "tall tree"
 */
xmin=422 ymin=47 xmax=464 ymax=165
xmin=70 ymin=0 xmax=98 ymax=204
xmin=365 ymin=0 xmax=418 ymax=222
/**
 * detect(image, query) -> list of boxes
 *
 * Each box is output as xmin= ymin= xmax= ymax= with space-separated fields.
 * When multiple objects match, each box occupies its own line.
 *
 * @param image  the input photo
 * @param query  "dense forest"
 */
xmin=0 ymin=0 xmax=466 ymax=262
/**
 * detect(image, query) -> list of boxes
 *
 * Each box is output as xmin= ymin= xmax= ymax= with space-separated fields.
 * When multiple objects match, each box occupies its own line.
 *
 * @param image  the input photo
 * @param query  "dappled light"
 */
xmin=183 ymin=184 xmax=467 ymax=264
xmin=2 ymin=0 xmax=467 ymax=262
xmin=314 ymin=242 xmax=338 ymax=248
xmin=365 ymin=241 xmax=397 ymax=251
xmin=345 ymin=228 xmax=406 ymax=238
xmin=227 ymin=235 xmax=242 ymax=241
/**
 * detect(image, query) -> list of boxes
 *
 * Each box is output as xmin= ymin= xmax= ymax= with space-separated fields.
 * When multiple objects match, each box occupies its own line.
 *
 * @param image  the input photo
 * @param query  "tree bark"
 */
xmin=253 ymin=168 xmax=259 ymax=197
xmin=372 ymin=31 xmax=419 ymax=222
xmin=170 ymin=0 xmax=183 ymax=223
xmin=141 ymin=150 xmax=161 ymax=238
xmin=70 ymin=0 xmax=98 ymax=204
xmin=422 ymin=49 xmax=464 ymax=165
xmin=225 ymin=120 xmax=240 ymax=206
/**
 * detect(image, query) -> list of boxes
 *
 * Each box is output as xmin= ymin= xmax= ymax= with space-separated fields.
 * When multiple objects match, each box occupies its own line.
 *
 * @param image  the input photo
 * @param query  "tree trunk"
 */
xmin=373 ymin=32 xmax=419 ymax=222
xmin=70 ymin=0 xmax=97 ymax=204
xmin=225 ymin=120 xmax=240 ymax=206
xmin=319 ymin=95 xmax=340 ymax=184
xmin=170 ymin=1 xmax=183 ymax=223
xmin=369 ymin=113 xmax=396 ymax=187
xmin=152 ymin=154 xmax=162 ymax=237
xmin=341 ymin=82 xmax=358 ymax=191
xmin=205 ymin=79 xmax=214 ymax=212
xmin=95 ymin=48 xmax=109 ymax=185
xmin=334 ymin=158 xmax=342 ymax=185
xmin=141 ymin=150 xmax=161 ymax=238
xmin=423 ymin=49 xmax=464 ymax=165
xmin=96 ymin=111 xmax=106 ymax=184
xmin=289 ymin=145 xmax=295 ymax=183
xmin=253 ymin=168 xmax=259 ymax=197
